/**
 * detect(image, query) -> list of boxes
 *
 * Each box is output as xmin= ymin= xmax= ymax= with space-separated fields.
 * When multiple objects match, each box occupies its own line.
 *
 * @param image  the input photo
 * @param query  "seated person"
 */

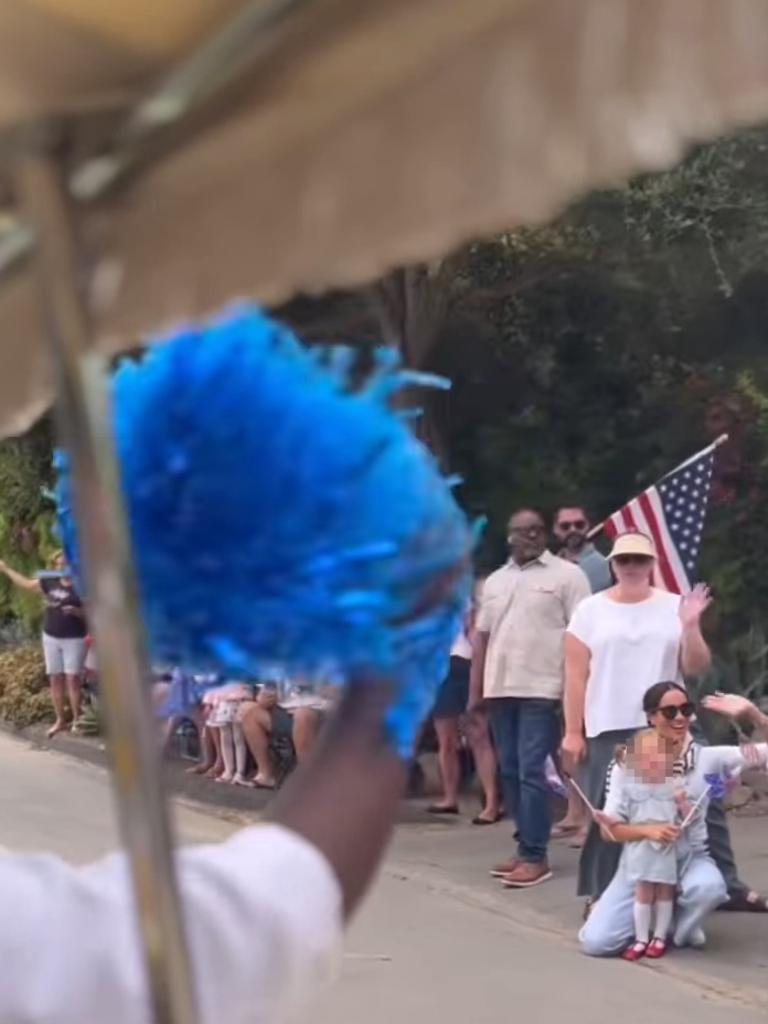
xmin=239 ymin=679 xmax=338 ymax=789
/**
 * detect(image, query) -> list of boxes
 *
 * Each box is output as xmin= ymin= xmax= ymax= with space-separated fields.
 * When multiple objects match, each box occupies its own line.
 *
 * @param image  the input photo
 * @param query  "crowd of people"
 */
xmin=2 ymin=508 xmax=767 ymax=963
xmin=425 ymin=502 xmax=768 ymax=960
xmin=0 ymin=548 xmax=341 ymax=785
xmin=182 ymin=678 xmax=336 ymax=789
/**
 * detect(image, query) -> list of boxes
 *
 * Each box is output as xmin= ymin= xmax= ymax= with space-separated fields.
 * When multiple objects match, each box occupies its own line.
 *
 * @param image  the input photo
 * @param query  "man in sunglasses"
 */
xmin=553 ymin=505 xmax=611 ymax=594
xmin=470 ymin=508 xmax=591 ymax=888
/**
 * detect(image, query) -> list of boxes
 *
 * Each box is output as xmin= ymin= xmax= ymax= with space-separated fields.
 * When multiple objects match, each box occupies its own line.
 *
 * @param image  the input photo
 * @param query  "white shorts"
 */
xmin=42 ymin=634 xmax=86 ymax=676
xmin=207 ymin=700 xmax=240 ymax=727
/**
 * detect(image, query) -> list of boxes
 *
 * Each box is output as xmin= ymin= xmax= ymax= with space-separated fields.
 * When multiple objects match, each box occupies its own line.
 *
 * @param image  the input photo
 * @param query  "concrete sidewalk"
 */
xmin=382 ymin=804 xmax=768 ymax=1011
xmin=7 ymin=721 xmax=767 ymax=1007
xmin=314 ymin=870 xmax=767 ymax=1024
xmin=3 ymin=729 xmax=763 ymax=1024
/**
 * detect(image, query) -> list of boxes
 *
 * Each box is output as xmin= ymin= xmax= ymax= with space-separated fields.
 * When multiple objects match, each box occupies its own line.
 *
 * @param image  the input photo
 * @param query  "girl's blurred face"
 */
xmin=628 ymin=732 xmax=670 ymax=783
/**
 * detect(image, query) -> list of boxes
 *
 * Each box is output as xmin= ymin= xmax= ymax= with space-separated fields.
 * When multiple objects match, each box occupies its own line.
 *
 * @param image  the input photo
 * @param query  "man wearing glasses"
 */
xmin=553 ymin=505 xmax=611 ymax=594
xmin=470 ymin=508 xmax=590 ymax=888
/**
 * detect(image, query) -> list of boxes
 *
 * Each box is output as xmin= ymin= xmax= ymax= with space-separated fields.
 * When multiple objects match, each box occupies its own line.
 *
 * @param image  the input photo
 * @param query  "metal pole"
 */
xmin=16 ymin=153 xmax=199 ymax=1024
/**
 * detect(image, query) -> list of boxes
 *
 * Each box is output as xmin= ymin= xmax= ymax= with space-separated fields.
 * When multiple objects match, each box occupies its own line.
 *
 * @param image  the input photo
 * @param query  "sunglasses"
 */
xmin=613 ymin=554 xmax=653 ymax=567
xmin=654 ymin=702 xmax=695 ymax=721
xmin=509 ymin=525 xmax=545 ymax=538
xmin=558 ymin=519 xmax=586 ymax=532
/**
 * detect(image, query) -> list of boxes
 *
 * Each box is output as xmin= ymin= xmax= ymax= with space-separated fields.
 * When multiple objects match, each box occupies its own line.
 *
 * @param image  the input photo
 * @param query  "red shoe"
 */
xmin=645 ymin=938 xmax=668 ymax=959
xmin=621 ymin=941 xmax=648 ymax=962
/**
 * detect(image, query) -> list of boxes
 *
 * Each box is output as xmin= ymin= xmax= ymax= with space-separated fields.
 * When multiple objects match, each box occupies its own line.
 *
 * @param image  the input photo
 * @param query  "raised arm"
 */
xmin=702 ymin=692 xmax=768 ymax=741
xmin=265 ymin=676 xmax=406 ymax=918
xmin=679 ymin=584 xmax=712 ymax=676
xmin=0 ymin=559 xmax=40 ymax=593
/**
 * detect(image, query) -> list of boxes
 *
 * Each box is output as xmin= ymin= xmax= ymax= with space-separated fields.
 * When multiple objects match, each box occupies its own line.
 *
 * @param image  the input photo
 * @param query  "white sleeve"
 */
xmin=601 ymin=760 xmax=629 ymax=820
xmin=698 ymin=743 xmax=768 ymax=779
xmin=0 ymin=824 xmax=342 ymax=1024
xmin=566 ymin=597 xmax=593 ymax=647
xmin=475 ymin=572 xmax=501 ymax=633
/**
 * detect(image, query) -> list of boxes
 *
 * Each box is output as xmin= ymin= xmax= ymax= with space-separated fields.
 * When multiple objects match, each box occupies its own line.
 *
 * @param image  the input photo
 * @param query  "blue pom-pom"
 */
xmin=56 ymin=306 xmax=472 ymax=754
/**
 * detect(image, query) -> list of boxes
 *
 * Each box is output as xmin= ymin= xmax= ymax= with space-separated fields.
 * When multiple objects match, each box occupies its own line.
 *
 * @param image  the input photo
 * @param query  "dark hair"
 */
xmin=643 ymin=681 xmax=687 ymax=717
xmin=554 ymin=502 xmax=591 ymax=523
xmin=507 ymin=507 xmax=548 ymax=531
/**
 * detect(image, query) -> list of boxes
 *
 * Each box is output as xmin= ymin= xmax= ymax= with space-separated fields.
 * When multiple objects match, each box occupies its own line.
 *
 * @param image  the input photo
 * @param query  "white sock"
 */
xmin=654 ymin=901 xmax=674 ymax=939
xmin=633 ymin=902 xmax=652 ymax=943
xmin=233 ymin=721 xmax=248 ymax=776
xmin=219 ymin=724 xmax=236 ymax=776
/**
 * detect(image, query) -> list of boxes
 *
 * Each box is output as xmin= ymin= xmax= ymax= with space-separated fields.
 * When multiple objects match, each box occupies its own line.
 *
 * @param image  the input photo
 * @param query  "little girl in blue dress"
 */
xmin=596 ymin=728 xmax=691 ymax=960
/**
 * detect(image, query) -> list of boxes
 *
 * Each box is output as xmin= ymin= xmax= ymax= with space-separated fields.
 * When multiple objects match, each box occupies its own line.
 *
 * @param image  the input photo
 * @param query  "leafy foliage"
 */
xmin=0 ymin=418 xmax=56 ymax=635
xmin=6 ymin=126 xmax=768 ymax=705
xmin=0 ymin=644 xmax=50 ymax=727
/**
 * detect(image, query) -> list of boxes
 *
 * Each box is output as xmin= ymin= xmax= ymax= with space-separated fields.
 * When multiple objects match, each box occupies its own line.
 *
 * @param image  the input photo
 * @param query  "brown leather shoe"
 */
xmin=500 ymin=862 xmax=553 ymax=888
xmin=490 ymin=858 xmax=519 ymax=878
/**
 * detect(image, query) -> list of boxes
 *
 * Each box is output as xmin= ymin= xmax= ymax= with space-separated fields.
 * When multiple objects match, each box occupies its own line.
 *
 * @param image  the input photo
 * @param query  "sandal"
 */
xmin=719 ymin=890 xmax=768 ymax=913
xmin=472 ymin=812 xmax=503 ymax=825
xmin=551 ymin=823 xmax=581 ymax=839
xmin=645 ymin=938 xmax=668 ymax=959
xmin=427 ymin=804 xmax=459 ymax=815
xmin=568 ymin=830 xmax=588 ymax=849
xmin=621 ymin=941 xmax=648 ymax=962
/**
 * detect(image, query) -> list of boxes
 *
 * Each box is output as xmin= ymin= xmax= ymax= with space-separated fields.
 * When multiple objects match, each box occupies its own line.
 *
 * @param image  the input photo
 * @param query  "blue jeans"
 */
xmin=580 ymin=853 xmax=726 ymax=956
xmin=488 ymin=697 xmax=560 ymax=864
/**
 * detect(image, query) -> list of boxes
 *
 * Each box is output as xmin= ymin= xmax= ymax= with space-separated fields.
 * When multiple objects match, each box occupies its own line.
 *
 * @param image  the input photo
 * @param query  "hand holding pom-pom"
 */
xmin=56 ymin=306 xmax=473 ymax=755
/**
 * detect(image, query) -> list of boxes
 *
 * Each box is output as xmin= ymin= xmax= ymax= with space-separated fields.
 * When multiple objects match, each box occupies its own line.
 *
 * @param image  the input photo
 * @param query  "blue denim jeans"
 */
xmin=488 ymin=697 xmax=560 ymax=864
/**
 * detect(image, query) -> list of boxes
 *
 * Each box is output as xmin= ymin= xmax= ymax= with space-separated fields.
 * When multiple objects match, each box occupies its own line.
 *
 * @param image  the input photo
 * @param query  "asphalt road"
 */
xmin=0 ymin=732 xmax=764 ymax=1024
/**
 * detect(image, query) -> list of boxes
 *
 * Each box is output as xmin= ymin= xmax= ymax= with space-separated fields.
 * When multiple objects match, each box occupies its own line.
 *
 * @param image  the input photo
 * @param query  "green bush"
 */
xmin=0 ymin=418 xmax=56 ymax=637
xmin=0 ymin=644 xmax=50 ymax=727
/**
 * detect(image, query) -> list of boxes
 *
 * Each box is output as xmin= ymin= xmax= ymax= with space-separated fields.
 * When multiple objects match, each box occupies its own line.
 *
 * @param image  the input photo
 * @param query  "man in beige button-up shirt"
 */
xmin=470 ymin=508 xmax=590 ymax=890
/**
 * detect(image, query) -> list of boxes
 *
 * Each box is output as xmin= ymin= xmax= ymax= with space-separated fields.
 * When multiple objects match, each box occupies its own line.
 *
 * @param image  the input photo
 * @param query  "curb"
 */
xmin=0 ymin=719 xmax=442 ymax=825
xmin=379 ymin=860 xmax=768 ymax=1013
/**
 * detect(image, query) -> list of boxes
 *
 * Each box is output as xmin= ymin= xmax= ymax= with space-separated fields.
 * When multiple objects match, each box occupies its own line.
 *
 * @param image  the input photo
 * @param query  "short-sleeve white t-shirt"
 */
xmin=450 ymin=628 xmax=473 ymax=660
xmin=567 ymin=589 xmax=682 ymax=738
xmin=0 ymin=824 xmax=342 ymax=1024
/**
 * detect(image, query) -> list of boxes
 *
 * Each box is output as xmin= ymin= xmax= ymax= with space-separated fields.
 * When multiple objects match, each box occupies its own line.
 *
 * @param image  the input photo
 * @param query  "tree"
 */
xmin=0 ymin=418 xmax=57 ymax=636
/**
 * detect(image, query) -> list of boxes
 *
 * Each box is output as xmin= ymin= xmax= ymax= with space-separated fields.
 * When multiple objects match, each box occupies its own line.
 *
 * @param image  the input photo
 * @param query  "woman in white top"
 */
xmin=562 ymin=531 xmax=712 ymax=907
xmin=580 ymin=681 xmax=768 ymax=956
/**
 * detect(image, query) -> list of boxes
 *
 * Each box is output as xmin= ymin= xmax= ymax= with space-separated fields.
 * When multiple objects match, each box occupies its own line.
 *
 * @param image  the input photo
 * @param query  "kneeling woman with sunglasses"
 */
xmin=580 ymin=681 xmax=768 ymax=955
xmin=561 ymin=531 xmax=714 ymax=910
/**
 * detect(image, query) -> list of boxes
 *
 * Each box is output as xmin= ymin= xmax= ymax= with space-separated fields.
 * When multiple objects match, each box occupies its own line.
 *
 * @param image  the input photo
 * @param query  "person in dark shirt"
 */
xmin=0 ymin=549 xmax=87 ymax=737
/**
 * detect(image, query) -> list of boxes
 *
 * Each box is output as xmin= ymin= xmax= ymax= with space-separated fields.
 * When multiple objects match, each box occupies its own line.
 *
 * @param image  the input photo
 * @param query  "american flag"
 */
xmin=601 ymin=439 xmax=721 ymax=594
